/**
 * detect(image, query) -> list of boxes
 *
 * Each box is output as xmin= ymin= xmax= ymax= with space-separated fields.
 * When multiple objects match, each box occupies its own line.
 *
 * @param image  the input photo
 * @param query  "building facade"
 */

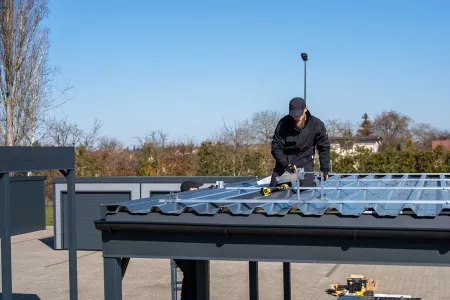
xmin=329 ymin=136 xmax=382 ymax=154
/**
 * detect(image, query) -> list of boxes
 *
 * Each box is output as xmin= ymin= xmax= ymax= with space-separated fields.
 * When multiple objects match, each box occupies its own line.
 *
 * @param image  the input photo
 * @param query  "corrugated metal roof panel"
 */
xmin=107 ymin=173 xmax=450 ymax=217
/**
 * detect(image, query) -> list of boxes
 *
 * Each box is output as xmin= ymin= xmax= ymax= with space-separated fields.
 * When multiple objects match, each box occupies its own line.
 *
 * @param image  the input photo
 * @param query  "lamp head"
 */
xmin=301 ymin=53 xmax=308 ymax=61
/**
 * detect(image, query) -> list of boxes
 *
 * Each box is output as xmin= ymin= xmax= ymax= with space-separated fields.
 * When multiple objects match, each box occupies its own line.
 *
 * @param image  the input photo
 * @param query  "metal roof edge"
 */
xmin=52 ymin=175 xmax=256 ymax=184
xmin=10 ymin=176 xmax=47 ymax=182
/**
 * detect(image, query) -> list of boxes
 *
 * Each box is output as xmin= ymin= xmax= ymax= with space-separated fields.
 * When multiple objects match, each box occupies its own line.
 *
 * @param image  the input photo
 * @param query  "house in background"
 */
xmin=432 ymin=140 xmax=450 ymax=150
xmin=329 ymin=136 xmax=382 ymax=154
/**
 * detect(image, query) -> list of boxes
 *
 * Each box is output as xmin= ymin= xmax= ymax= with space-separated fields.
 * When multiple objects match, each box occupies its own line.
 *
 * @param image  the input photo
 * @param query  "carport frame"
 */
xmin=95 ymin=211 xmax=450 ymax=300
xmin=0 ymin=146 xmax=77 ymax=300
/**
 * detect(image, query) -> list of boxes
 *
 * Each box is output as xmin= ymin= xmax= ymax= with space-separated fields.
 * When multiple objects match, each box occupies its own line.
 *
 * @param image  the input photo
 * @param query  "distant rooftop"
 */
xmin=432 ymin=140 xmax=450 ymax=149
xmin=329 ymin=136 xmax=382 ymax=142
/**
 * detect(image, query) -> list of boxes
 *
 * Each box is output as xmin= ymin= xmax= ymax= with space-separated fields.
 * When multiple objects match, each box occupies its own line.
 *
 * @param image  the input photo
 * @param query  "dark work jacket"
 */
xmin=271 ymin=111 xmax=330 ymax=174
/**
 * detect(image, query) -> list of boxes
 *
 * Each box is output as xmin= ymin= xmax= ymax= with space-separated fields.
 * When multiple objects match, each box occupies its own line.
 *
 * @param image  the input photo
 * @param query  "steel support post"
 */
xmin=196 ymin=260 xmax=210 ymax=300
xmin=249 ymin=261 xmax=259 ymax=300
xmin=66 ymin=169 xmax=78 ymax=300
xmin=104 ymin=257 xmax=123 ymax=300
xmin=1 ymin=172 xmax=12 ymax=300
xmin=283 ymin=262 xmax=291 ymax=300
xmin=171 ymin=259 xmax=178 ymax=300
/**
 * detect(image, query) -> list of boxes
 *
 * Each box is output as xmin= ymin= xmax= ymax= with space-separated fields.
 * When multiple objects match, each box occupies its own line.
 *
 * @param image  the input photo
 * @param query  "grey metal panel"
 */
xmin=103 ymin=173 xmax=450 ymax=217
xmin=10 ymin=177 xmax=46 ymax=236
xmin=141 ymin=183 xmax=181 ymax=198
xmin=62 ymin=192 xmax=131 ymax=250
xmin=0 ymin=146 xmax=74 ymax=173
xmin=52 ymin=176 xmax=255 ymax=184
xmin=53 ymin=183 xmax=141 ymax=250
xmin=0 ymin=176 xmax=46 ymax=236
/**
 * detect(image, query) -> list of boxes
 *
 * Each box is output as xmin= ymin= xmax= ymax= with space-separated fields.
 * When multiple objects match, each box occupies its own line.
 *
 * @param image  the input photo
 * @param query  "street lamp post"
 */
xmin=301 ymin=53 xmax=308 ymax=101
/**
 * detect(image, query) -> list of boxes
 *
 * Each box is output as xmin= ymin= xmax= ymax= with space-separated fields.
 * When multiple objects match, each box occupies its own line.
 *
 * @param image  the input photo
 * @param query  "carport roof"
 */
xmin=101 ymin=173 xmax=450 ymax=218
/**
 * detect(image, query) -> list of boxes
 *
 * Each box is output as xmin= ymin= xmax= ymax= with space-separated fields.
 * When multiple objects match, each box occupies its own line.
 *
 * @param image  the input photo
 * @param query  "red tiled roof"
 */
xmin=432 ymin=140 xmax=450 ymax=149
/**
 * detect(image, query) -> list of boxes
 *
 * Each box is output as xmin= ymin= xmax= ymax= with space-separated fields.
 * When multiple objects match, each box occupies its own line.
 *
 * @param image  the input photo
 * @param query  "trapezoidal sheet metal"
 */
xmin=106 ymin=173 xmax=450 ymax=217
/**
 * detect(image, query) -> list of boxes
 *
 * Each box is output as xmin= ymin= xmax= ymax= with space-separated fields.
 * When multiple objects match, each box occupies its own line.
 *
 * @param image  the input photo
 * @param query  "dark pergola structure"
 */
xmin=94 ymin=173 xmax=450 ymax=300
xmin=0 ymin=146 xmax=78 ymax=300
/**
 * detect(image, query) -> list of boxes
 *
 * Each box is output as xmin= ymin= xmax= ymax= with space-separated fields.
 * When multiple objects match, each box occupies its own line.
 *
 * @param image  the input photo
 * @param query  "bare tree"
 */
xmin=0 ymin=0 xmax=51 ymax=145
xmin=325 ymin=119 xmax=354 ymax=137
xmin=411 ymin=122 xmax=450 ymax=150
xmin=135 ymin=130 xmax=170 ymax=176
xmin=250 ymin=110 xmax=283 ymax=144
xmin=215 ymin=118 xmax=253 ymax=149
xmin=372 ymin=110 xmax=412 ymax=151
xmin=98 ymin=136 xmax=124 ymax=152
xmin=45 ymin=116 xmax=102 ymax=148
xmin=46 ymin=116 xmax=84 ymax=146
xmin=324 ymin=119 xmax=355 ymax=153
xmin=82 ymin=119 xmax=103 ymax=150
xmin=135 ymin=130 xmax=169 ymax=149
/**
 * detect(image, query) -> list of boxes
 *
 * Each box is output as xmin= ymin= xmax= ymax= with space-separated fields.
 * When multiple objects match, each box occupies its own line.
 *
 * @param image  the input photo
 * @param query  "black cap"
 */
xmin=180 ymin=180 xmax=203 ymax=192
xmin=289 ymin=97 xmax=306 ymax=117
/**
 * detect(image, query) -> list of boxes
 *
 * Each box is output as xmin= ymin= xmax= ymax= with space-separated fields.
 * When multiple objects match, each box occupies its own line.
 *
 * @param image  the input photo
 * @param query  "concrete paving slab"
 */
xmin=1 ymin=227 xmax=449 ymax=299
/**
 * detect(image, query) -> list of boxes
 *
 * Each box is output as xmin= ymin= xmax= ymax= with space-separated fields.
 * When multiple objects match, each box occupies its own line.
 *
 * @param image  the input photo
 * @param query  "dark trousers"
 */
xmin=270 ymin=161 xmax=315 ymax=187
xmin=174 ymin=259 xmax=197 ymax=300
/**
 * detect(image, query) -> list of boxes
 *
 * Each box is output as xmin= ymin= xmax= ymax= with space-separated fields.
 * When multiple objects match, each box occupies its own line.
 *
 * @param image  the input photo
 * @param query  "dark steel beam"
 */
xmin=65 ymin=169 xmax=78 ymax=300
xmin=100 ymin=230 xmax=450 ymax=266
xmin=0 ymin=146 xmax=75 ymax=173
xmin=283 ymin=262 xmax=291 ymax=300
xmin=104 ymin=257 xmax=123 ymax=300
xmin=249 ymin=261 xmax=259 ymax=300
xmin=95 ymin=221 xmax=450 ymax=241
xmin=1 ymin=172 xmax=12 ymax=300
xmin=196 ymin=260 xmax=210 ymax=300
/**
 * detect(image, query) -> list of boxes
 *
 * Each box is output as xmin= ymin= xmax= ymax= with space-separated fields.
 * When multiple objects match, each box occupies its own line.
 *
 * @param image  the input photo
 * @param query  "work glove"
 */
xmin=318 ymin=170 xmax=329 ymax=181
xmin=284 ymin=164 xmax=296 ymax=174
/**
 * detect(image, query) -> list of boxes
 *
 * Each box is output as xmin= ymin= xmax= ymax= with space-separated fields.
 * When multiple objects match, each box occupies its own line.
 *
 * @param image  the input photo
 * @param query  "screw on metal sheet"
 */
xmin=166 ymin=192 xmax=179 ymax=202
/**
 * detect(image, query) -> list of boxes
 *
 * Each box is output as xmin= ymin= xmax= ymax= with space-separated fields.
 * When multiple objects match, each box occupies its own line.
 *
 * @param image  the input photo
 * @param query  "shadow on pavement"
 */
xmin=0 ymin=294 xmax=41 ymax=300
xmin=38 ymin=236 xmax=54 ymax=250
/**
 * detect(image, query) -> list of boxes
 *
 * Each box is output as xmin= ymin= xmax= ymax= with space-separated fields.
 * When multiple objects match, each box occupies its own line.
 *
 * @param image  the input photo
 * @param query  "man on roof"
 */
xmin=270 ymin=97 xmax=330 ymax=187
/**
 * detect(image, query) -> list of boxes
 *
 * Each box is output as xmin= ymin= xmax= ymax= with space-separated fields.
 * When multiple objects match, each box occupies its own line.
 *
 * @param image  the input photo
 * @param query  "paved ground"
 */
xmin=1 ymin=227 xmax=449 ymax=299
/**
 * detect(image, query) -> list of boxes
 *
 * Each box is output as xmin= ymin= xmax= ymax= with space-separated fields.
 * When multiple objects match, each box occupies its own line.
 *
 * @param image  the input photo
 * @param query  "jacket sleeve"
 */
xmin=314 ymin=120 xmax=331 ymax=172
xmin=271 ymin=120 xmax=289 ymax=169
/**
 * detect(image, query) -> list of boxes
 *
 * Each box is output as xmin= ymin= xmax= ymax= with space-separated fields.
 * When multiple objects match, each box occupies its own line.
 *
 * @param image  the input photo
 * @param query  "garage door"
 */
xmin=62 ymin=191 xmax=130 ymax=250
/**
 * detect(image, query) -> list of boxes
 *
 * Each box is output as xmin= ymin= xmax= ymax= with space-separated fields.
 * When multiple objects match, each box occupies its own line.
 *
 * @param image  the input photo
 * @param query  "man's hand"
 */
xmin=318 ymin=170 xmax=329 ymax=181
xmin=284 ymin=164 xmax=296 ymax=174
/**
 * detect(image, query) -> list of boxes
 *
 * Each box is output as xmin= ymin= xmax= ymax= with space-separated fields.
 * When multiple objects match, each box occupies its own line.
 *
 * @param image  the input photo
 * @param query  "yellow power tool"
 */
xmin=260 ymin=184 xmax=290 ymax=196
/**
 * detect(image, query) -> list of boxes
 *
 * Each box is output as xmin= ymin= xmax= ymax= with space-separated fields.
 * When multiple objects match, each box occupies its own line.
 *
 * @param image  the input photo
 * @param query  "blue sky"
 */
xmin=45 ymin=0 xmax=450 ymax=147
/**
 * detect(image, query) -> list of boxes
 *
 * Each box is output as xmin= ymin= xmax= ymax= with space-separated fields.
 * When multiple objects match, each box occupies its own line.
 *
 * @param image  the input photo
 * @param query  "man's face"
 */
xmin=189 ymin=187 xmax=199 ymax=191
xmin=293 ymin=107 xmax=308 ymax=128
